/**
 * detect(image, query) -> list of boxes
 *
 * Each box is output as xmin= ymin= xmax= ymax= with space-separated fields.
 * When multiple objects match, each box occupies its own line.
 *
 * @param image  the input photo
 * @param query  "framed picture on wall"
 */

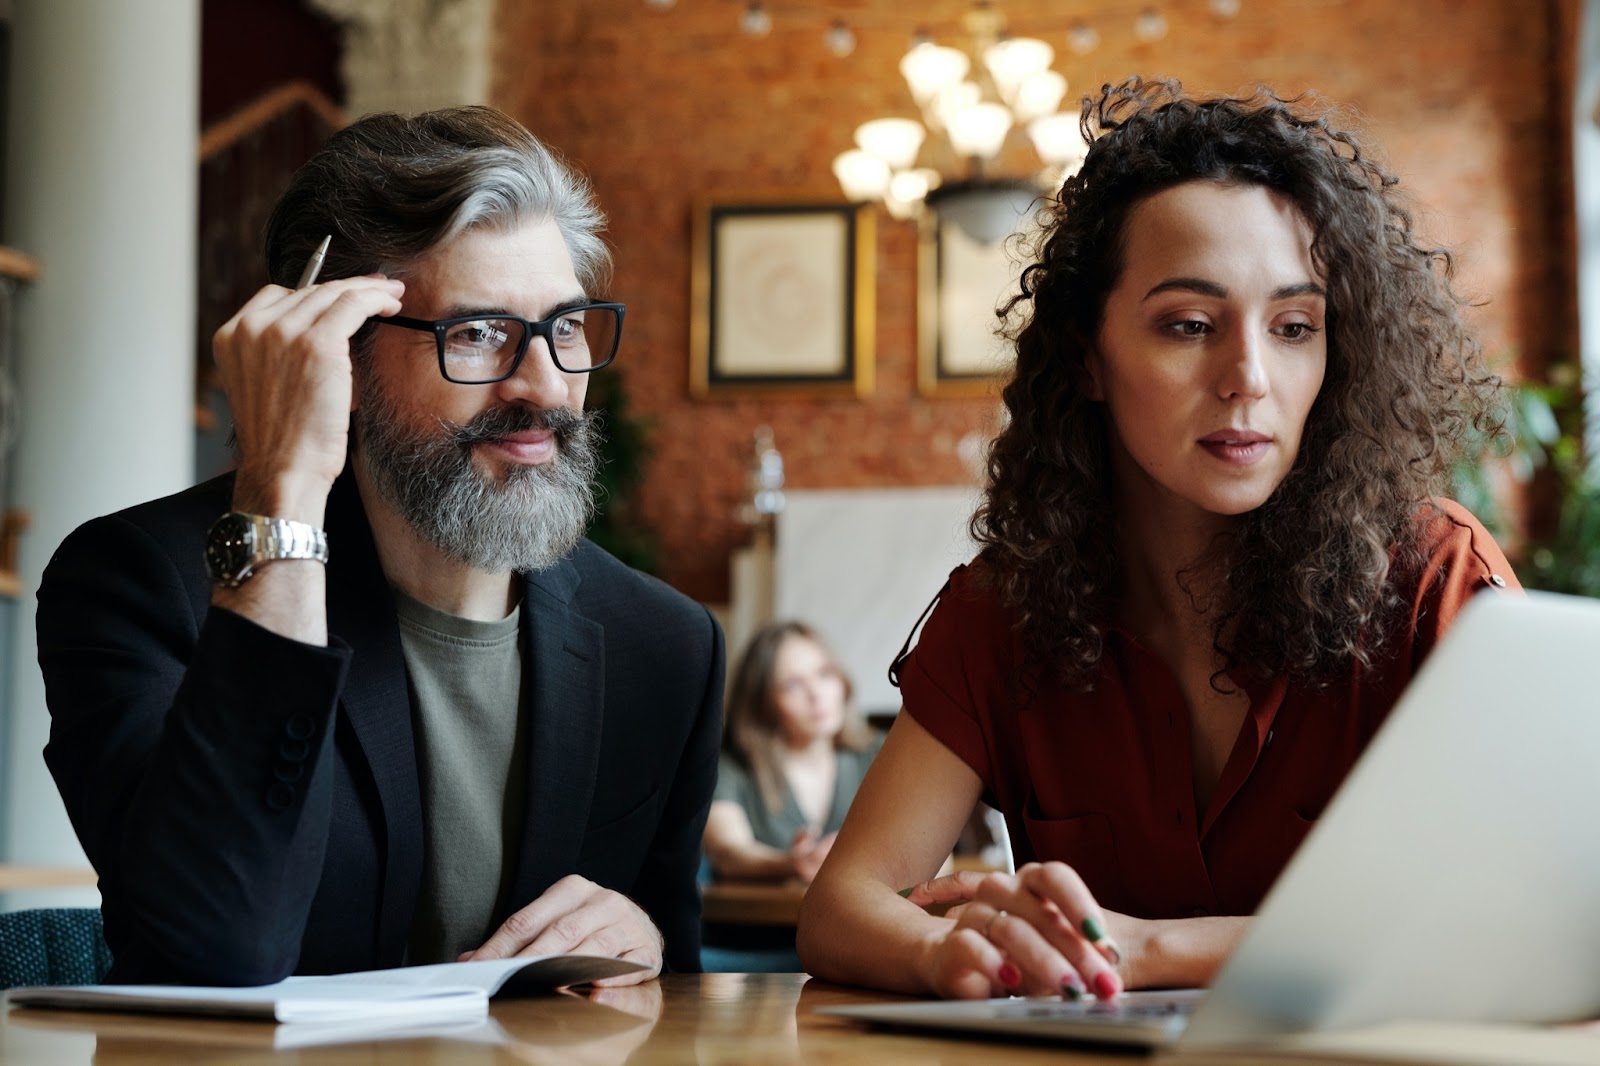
xmin=916 ymin=212 xmax=1027 ymax=398
xmin=690 ymin=201 xmax=875 ymax=398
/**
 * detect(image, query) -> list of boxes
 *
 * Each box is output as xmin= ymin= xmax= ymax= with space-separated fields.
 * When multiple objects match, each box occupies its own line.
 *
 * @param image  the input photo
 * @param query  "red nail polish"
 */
xmin=999 ymin=962 xmax=1022 ymax=989
xmin=1093 ymin=971 xmax=1119 ymax=999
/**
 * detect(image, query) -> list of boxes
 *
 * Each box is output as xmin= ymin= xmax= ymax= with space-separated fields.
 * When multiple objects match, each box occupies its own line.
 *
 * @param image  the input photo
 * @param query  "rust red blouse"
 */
xmin=898 ymin=500 xmax=1518 ymax=920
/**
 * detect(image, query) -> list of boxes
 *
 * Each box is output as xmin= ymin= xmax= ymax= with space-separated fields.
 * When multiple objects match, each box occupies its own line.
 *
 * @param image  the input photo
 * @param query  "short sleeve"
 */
xmin=895 ymin=566 xmax=1013 ymax=788
xmin=712 ymin=752 xmax=756 ymax=808
xmin=1407 ymin=499 xmax=1522 ymax=664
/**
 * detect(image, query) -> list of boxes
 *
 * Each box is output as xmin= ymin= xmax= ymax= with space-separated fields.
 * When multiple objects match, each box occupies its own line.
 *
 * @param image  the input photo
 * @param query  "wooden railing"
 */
xmin=195 ymin=82 xmax=344 ymax=430
xmin=198 ymin=81 xmax=344 ymax=164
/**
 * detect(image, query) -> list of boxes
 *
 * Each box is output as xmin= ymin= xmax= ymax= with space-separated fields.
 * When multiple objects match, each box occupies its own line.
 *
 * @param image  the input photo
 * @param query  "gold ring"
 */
xmin=985 ymin=909 xmax=1008 ymax=938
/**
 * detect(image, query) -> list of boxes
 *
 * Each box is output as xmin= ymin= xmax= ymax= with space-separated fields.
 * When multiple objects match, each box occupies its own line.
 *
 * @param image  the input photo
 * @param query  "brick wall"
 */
xmin=494 ymin=0 xmax=1580 ymax=605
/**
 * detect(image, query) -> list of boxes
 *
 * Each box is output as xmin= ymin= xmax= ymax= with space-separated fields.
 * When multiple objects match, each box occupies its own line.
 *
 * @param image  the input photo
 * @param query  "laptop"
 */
xmin=821 ymin=589 xmax=1600 ymax=1049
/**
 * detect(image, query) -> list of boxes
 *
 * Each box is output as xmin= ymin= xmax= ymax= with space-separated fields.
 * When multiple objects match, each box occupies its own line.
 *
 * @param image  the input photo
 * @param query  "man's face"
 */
xmin=354 ymin=217 xmax=603 ymax=574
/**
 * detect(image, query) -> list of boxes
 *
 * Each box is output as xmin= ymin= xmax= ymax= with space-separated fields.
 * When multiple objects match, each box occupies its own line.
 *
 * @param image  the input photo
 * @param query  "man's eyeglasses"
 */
xmin=373 ymin=302 xmax=624 ymax=383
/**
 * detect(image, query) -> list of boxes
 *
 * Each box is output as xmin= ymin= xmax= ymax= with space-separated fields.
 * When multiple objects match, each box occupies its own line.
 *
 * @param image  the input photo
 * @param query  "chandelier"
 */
xmin=831 ymin=2 xmax=1089 ymax=244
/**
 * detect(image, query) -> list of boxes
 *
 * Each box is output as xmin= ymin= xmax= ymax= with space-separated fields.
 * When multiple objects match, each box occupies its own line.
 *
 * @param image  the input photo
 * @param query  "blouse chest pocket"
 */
xmin=1017 ymin=807 xmax=1132 ymax=914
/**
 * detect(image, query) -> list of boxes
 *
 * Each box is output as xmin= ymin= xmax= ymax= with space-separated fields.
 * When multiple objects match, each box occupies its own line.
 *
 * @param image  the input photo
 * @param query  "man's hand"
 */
xmin=463 ymin=875 xmax=663 ymax=986
xmin=212 ymin=276 xmax=404 ymax=521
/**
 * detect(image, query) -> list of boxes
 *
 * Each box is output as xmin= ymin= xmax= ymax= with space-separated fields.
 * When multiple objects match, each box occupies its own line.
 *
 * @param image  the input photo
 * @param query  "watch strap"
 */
xmin=209 ymin=512 xmax=329 ymax=588
xmin=252 ymin=515 xmax=329 ymax=565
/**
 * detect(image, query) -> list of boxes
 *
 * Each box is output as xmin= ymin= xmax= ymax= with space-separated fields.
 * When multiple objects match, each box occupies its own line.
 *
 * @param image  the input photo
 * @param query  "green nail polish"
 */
xmin=1062 ymin=980 xmax=1083 ymax=1001
xmin=897 ymin=886 xmax=915 ymax=898
xmin=1081 ymin=916 xmax=1105 ymax=942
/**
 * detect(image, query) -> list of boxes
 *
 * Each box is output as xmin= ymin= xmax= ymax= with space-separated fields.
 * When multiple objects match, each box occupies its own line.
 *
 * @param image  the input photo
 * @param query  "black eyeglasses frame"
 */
xmin=372 ymin=301 xmax=626 ymax=383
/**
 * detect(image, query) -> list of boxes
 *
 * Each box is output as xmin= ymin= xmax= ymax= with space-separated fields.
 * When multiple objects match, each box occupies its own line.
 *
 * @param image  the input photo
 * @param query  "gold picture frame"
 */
xmin=916 ymin=211 xmax=1024 ymax=398
xmin=690 ymin=201 xmax=875 ymax=398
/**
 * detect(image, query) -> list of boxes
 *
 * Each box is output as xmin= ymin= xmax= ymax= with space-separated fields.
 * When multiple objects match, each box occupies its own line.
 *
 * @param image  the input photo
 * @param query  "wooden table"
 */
xmin=701 ymin=879 xmax=808 ymax=926
xmin=700 ymin=857 xmax=1005 ymax=928
xmin=0 ymin=973 xmax=1144 ymax=1065
xmin=5 ymin=972 xmax=1595 ymax=1065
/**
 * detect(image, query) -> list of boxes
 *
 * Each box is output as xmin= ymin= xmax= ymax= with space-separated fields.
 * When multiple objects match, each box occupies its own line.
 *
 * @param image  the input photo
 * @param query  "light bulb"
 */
xmin=900 ymin=42 xmax=969 ymax=105
xmin=855 ymin=118 xmax=925 ymax=171
xmin=1012 ymin=70 xmax=1067 ymax=122
xmin=889 ymin=169 xmax=932 ymax=204
xmin=1067 ymin=22 xmax=1099 ymax=55
xmin=946 ymin=101 xmax=1012 ymax=160
xmin=984 ymin=36 xmax=1054 ymax=104
xmin=1210 ymin=0 xmax=1241 ymax=17
xmin=1027 ymin=113 xmax=1087 ymax=165
xmin=832 ymin=150 xmax=891 ymax=201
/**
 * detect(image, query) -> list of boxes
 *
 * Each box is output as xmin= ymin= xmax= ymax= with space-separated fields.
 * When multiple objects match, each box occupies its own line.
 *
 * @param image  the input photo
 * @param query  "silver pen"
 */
xmin=295 ymin=235 xmax=332 ymax=289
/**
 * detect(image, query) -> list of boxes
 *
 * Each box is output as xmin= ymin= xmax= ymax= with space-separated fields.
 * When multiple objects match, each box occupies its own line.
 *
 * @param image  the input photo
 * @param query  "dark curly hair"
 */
xmin=972 ymin=77 xmax=1501 ymax=689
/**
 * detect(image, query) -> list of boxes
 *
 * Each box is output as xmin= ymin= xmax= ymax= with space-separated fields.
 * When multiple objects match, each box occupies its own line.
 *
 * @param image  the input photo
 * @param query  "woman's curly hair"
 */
xmin=973 ymin=77 xmax=1501 ymax=689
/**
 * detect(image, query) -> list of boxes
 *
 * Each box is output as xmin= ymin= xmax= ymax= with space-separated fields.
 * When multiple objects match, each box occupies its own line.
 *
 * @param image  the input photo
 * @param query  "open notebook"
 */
xmin=823 ymin=589 xmax=1600 ymax=1050
xmin=5 ymin=954 xmax=644 ymax=1025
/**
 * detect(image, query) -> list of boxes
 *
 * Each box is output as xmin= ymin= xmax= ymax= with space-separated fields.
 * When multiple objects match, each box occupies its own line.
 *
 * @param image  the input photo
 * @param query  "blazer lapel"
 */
xmin=324 ymin=472 xmax=423 ymax=966
xmin=506 ymin=557 xmax=606 ymax=911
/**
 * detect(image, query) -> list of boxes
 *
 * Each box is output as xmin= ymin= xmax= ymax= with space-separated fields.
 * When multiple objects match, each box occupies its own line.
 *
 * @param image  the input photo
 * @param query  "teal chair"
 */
xmin=698 ymin=858 xmax=804 ymax=973
xmin=0 ymin=908 xmax=113 ymax=989
xmin=700 ymin=944 xmax=802 ymax=973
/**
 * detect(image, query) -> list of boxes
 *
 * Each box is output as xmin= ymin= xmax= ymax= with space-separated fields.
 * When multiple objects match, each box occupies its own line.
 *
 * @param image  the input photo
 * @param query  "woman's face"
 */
xmin=1087 ymin=180 xmax=1328 ymax=522
xmin=769 ymin=635 xmax=847 ymax=748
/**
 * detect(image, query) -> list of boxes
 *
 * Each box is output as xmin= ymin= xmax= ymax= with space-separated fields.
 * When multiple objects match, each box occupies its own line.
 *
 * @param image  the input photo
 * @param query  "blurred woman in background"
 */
xmin=704 ymin=621 xmax=882 ymax=882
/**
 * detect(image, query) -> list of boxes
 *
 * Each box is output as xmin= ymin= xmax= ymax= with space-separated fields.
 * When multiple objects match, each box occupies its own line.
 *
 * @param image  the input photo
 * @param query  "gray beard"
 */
xmin=355 ymin=380 xmax=601 ymax=574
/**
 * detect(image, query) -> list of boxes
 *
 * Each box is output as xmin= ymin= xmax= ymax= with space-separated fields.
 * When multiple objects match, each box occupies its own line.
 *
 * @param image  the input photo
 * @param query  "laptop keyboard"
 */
xmin=989 ymin=996 xmax=1199 ymax=1021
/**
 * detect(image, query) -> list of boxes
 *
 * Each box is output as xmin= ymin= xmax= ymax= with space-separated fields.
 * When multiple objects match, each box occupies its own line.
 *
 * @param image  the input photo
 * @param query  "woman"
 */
xmin=796 ymin=78 xmax=1515 ymax=1001
xmin=704 ymin=621 xmax=882 ymax=882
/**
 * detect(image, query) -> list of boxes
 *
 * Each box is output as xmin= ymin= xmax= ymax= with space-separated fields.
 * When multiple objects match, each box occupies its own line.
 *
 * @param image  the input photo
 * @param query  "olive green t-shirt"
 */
xmin=713 ymin=735 xmax=884 ymax=851
xmin=393 ymin=588 xmax=527 ymax=965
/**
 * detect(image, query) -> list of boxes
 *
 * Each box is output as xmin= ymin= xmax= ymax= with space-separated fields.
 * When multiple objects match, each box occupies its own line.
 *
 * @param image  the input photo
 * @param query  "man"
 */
xmin=36 ymin=107 xmax=724 ymax=985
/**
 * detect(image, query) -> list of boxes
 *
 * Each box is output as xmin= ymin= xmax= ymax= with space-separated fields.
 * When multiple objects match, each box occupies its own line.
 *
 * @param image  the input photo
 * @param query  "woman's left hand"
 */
xmin=902 ymin=866 xmax=1154 ymax=997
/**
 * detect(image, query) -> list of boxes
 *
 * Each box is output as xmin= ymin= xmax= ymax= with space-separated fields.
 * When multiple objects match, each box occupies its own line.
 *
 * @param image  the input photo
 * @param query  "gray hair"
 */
xmin=265 ymin=106 xmax=610 ymax=310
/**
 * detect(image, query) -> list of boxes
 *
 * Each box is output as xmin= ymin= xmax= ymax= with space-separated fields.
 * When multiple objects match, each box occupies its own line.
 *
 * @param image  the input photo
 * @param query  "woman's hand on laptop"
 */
xmin=903 ymin=863 xmax=1126 ymax=1000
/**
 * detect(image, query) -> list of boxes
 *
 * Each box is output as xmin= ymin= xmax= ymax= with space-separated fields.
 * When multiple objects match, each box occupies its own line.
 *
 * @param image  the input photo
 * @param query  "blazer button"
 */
xmin=265 ymin=782 xmax=296 ymax=810
xmin=278 ymin=739 xmax=310 ymax=762
xmin=1191 ymin=907 xmax=1210 ymax=918
xmin=284 ymin=713 xmax=316 ymax=741
xmin=273 ymin=760 xmax=304 ymax=783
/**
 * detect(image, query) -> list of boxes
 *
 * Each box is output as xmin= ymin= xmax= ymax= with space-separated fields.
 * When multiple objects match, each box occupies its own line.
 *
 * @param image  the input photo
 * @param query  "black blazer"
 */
xmin=36 ymin=470 xmax=724 ymax=985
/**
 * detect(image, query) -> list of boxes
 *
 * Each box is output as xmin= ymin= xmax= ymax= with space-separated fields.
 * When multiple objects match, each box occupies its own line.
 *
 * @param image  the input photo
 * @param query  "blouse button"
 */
xmin=1488 ymin=574 xmax=1507 ymax=588
xmin=1191 ymin=907 xmax=1210 ymax=918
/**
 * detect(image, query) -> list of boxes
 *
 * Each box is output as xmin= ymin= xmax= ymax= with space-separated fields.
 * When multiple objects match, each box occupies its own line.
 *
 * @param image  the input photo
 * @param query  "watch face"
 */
xmin=205 ymin=512 xmax=256 ymax=585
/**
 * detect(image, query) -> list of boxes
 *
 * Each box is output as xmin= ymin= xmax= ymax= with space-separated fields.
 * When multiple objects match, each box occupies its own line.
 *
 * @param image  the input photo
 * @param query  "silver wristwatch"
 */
xmin=204 ymin=512 xmax=329 ymax=588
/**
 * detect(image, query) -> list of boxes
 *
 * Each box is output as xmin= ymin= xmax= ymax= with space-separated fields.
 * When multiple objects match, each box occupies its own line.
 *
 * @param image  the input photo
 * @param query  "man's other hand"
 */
xmin=462 ymin=875 xmax=663 ymax=985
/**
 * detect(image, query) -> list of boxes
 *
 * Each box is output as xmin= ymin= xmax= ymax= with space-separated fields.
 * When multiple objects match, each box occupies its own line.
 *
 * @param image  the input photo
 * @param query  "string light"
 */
xmin=825 ymin=19 xmax=857 ymax=58
xmin=1066 ymin=22 xmax=1099 ymax=56
xmin=1134 ymin=8 xmax=1169 ymax=43
xmin=740 ymin=1 xmax=772 ymax=38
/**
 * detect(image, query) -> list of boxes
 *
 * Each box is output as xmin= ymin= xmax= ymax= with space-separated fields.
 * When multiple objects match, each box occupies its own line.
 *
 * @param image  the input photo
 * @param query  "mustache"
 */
xmin=448 ymin=404 xmax=591 ymax=446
